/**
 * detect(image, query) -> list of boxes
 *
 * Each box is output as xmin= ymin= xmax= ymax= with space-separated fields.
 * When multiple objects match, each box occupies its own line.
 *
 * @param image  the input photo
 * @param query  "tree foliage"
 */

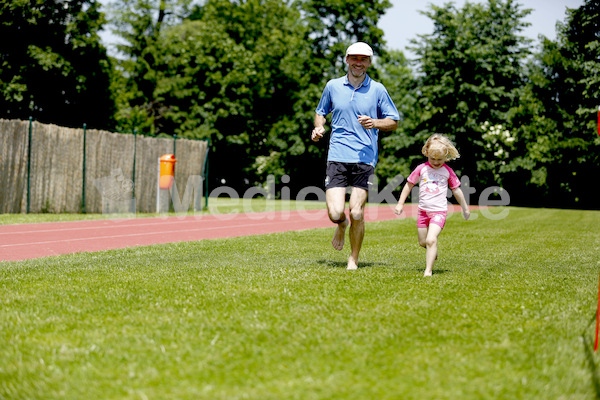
xmin=376 ymin=49 xmax=418 ymax=181
xmin=506 ymin=0 xmax=600 ymax=208
xmin=105 ymin=0 xmax=393 ymax=190
xmin=2 ymin=0 xmax=598 ymax=208
xmin=378 ymin=0 xmax=599 ymax=209
xmin=295 ymin=0 xmax=391 ymax=78
xmin=162 ymin=0 xmax=313 ymax=188
xmin=0 ymin=0 xmax=114 ymax=128
xmin=382 ymin=0 xmax=533 ymax=194
xmin=104 ymin=0 xmax=194 ymax=133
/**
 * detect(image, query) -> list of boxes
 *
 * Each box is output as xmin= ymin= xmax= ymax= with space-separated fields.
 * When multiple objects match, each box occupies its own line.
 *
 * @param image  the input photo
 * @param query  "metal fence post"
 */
xmin=204 ymin=139 xmax=210 ymax=210
xmin=26 ymin=117 xmax=33 ymax=214
xmin=82 ymin=123 xmax=87 ymax=213
xmin=132 ymin=129 xmax=137 ymax=204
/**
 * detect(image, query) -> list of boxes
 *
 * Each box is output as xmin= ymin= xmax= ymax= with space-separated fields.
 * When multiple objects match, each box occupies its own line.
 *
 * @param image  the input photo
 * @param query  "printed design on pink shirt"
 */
xmin=423 ymin=171 xmax=445 ymax=194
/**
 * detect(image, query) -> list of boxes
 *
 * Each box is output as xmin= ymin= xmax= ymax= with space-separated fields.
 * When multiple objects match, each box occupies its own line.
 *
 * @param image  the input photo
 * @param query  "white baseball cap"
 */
xmin=345 ymin=42 xmax=373 ymax=57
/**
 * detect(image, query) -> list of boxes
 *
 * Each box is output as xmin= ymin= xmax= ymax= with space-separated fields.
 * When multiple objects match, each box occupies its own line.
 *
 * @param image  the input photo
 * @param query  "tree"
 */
xmin=295 ymin=0 xmax=392 ymax=79
xmin=147 ymin=0 xmax=316 ymax=190
xmin=0 ymin=0 xmax=114 ymax=128
xmin=104 ymin=0 xmax=194 ymax=133
xmin=376 ymin=49 xmax=418 ymax=182
xmin=388 ymin=0 xmax=532 ymax=196
xmin=106 ymin=0 xmax=393 ymax=193
xmin=508 ymin=0 xmax=600 ymax=208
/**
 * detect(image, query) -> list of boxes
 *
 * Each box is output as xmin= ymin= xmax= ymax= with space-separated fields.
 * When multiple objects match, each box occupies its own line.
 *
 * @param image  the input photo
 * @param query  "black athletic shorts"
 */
xmin=325 ymin=161 xmax=375 ymax=191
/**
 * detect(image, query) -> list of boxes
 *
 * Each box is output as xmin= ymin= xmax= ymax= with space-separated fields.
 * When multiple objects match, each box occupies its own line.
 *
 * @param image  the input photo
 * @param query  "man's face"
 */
xmin=346 ymin=55 xmax=371 ymax=78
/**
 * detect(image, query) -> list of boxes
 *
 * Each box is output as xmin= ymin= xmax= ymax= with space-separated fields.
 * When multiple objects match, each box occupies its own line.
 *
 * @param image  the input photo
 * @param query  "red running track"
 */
xmin=0 ymin=204 xmax=441 ymax=262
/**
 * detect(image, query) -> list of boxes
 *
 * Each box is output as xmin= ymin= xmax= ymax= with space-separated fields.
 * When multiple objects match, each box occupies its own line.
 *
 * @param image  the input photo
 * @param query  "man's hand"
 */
xmin=312 ymin=126 xmax=325 ymax=142
xmin=358 ymin=115 xmax=374 ymax=129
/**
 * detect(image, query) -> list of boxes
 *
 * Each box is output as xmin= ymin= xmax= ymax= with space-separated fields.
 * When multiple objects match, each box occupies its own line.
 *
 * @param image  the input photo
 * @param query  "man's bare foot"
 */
xmin=332 ymin=219 xmax=348 ymax=251
xmin=347 ymin=256 xmax=358 ymax=270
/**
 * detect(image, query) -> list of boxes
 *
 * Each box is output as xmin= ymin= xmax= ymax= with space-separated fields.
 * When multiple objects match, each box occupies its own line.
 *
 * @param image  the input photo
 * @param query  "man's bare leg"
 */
xmin=347 ymin=217 xmax=364 ymax=270
xmin=346 ymin=187 xmax=368 ymax=270
xmin=332 ymin=218 xmax=348 ymax=251
xmin=326 ymin=188 xmax=348 ymax=251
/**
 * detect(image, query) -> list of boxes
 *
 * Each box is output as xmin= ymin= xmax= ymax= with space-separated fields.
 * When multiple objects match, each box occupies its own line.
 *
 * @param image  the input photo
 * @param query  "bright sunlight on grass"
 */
xmin=1 ymin=207 xmax=599 ymax=399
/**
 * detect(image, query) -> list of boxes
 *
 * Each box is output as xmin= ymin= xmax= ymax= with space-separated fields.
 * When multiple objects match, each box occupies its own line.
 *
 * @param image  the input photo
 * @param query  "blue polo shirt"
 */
xmin=315 ymin=74 xmax=399 ymax=166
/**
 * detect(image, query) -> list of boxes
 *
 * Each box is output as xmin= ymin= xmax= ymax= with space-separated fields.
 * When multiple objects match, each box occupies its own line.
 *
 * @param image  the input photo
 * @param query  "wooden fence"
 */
xmin=0 ymin=119 xmax=209 ymax=214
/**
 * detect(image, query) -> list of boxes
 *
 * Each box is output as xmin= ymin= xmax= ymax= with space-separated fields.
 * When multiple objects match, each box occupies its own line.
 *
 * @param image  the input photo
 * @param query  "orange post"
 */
xmin=159 ymin=154 xmax=176 ymax=190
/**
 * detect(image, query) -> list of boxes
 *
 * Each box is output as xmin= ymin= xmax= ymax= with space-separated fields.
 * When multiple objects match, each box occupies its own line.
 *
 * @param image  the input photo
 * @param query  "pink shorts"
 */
xmin=417 ymin=210 xmax=447 ymax=229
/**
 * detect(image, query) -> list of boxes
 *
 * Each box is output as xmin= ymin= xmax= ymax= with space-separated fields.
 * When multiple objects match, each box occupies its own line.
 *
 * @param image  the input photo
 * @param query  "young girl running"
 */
xmin=394 ymin=134 xmax=470 ymax=276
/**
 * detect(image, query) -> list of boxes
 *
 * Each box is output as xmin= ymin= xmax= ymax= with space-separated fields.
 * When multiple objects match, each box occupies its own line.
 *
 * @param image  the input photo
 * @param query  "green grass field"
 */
xmin=1 ymin=206 xmax=599 ymax=399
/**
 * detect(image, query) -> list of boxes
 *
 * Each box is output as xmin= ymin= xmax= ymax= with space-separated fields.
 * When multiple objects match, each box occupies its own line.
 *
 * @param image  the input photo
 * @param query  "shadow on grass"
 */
xmin=316 ymin=259 xmax=393 ymax=269
xmin=315 ymin=259 xmax=453 ymax=274
xmin=430 ymin=268 xmax=451 ymax=275
xmin=582 ymin=313 xmax=600 ymax=399
xmin=407 ymin=266 xmax=451 ymax=275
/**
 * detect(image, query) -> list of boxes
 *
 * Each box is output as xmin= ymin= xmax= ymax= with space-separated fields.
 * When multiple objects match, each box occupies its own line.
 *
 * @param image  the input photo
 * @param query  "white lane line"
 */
xmin=0 ymin=220 xmax=324 ymax=249
xmin=0 ymin=212 xmax=327 ymax=236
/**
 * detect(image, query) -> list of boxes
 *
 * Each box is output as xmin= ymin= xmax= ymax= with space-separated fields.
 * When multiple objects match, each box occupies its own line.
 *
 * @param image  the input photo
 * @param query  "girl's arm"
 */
xmin=452 ymin=188 xmax=471 ymax=220
xmin=394 ymin=182 xmax=414 ymax=216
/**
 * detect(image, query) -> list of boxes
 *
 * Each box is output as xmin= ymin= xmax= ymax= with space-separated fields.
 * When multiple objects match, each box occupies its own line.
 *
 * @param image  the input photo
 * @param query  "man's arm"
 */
xmin=357 ymin=116 xmax=398 ymax=131
xmin=312 ymin=114 xmax=326 ymax=142
xmin=374 ymin=117 xmax=398 ymax=131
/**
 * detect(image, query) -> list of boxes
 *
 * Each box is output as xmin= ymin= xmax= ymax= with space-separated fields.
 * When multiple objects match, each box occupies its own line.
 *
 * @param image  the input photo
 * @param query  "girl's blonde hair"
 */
xmin=422 ymin=133 xmax=460 ymax=161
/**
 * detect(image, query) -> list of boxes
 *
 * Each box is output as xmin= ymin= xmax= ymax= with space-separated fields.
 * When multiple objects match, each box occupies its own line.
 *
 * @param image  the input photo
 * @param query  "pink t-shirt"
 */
xmin=407 ymin=162 xmax=461 ymax=212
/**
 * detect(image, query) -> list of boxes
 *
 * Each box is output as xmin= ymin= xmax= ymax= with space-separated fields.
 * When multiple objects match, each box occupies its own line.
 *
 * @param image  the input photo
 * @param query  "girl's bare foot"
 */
xmin=347 ymin=256 xmax=358 ymax=270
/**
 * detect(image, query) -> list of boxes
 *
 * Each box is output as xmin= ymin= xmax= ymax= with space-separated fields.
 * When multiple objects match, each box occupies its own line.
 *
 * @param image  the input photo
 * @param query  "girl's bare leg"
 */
xmin=423 ymin=224 xmax=442 ymax=276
